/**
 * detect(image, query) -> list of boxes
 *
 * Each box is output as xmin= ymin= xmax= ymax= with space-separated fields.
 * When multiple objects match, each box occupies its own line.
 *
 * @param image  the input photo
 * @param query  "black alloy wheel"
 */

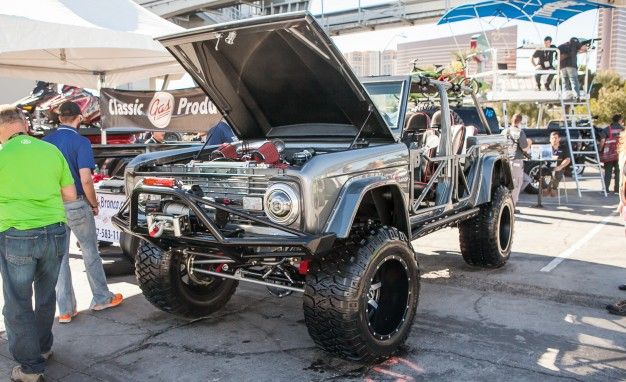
xmin=365 ymin=255 xmax=411 ymax=340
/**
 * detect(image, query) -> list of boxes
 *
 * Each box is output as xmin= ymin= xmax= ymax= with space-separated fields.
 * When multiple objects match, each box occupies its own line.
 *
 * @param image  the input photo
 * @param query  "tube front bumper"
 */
xmin=112 ymin=184 xmax=336 ymax=257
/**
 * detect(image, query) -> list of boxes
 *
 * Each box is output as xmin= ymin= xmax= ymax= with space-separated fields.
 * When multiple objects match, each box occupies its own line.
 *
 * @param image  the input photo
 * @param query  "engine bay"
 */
xmin=191 ymin=139 xmax=320 ymax=168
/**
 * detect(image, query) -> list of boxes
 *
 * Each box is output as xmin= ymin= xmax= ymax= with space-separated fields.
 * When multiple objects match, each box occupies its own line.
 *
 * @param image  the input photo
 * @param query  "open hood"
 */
xmin=157 ymin=12 xmax=394 ymax=141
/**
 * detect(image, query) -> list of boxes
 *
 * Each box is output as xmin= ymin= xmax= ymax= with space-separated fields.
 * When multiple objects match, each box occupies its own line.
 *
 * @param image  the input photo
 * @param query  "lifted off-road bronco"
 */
xmin=113 ymin=13 xmax=514 ymax=362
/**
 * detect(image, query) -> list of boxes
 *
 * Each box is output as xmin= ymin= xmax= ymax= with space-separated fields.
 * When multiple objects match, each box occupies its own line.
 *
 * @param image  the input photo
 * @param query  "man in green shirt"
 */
xmin=0 ymin=105 xmax=76 ymax=382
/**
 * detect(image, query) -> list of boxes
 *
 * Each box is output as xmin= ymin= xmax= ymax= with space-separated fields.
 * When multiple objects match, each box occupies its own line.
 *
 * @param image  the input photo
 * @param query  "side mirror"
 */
xmin=424 ymin=134 xmax=440 ymax=150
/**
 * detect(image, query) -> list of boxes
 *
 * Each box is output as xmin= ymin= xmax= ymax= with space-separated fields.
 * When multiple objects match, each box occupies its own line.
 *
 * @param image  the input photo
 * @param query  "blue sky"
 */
xmin=309 ymin=0 xmax=601 ymax=67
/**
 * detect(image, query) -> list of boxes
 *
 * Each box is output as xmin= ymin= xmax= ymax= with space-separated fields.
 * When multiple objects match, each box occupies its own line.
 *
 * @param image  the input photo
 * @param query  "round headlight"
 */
xmin=264 ymin=183 xmax=300 ymax=225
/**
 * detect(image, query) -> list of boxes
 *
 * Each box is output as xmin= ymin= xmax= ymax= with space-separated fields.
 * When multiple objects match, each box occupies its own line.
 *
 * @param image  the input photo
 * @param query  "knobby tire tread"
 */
xmin=459 ymin=186 xmax=513 ymax=268
xmin=303 ymin=227 xmax=419 ymax=363
xmin=135 ymin=242 xmax=237 ymax=318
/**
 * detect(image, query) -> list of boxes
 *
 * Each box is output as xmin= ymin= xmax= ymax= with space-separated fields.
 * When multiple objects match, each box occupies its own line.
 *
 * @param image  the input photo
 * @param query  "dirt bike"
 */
xmin=42 ymin=85 xmax=101 ymax=126
xmin=14 ymin=82 xmax=59 ymax=130
xmin=410 ymin=59 xmax=482 ymax=98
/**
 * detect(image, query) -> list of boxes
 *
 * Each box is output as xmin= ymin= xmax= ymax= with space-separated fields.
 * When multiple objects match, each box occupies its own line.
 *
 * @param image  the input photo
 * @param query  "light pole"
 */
xmin=379 ymin=32 xmax=406 ymax=76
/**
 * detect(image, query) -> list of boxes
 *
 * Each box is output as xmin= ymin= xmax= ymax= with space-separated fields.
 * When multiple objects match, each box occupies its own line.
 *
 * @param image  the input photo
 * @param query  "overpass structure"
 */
xmin=132 ymin=0 xmax=479 ymax=33
xmin=135 ymin=0 xmax=626 ymax=33
xmin=134 ymin=0 xmax=310 ymax=28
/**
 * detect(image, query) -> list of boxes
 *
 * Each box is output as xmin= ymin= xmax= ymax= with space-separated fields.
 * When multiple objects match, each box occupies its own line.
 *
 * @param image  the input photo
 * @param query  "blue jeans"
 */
xmin=57 ymin=199 xmax=114 ymax=314
xmin=0 ymin=223 xmax=67 ymax=374
xmin=561 ymin=67 xmax=580 ymax=97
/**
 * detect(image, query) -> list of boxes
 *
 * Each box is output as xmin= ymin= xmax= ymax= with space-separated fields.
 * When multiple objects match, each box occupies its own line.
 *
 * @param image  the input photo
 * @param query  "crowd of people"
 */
xmin=0 ymin=100 xmax=241 ymax=381
xmin=503 ymin=112 xmax=625 ymax=203
xmin=139 ymin=119 xmax=236 ymax=145
xmin=532 ymin=35 xmax=591 ymax=99
xmin=0 ymin=102 xmax=125 ymax=382
xmin=502 ymin=110 xmax=626 ymax=315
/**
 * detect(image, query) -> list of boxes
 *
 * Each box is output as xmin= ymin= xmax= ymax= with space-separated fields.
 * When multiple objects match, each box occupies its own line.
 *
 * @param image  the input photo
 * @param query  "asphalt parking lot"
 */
xmin=0 ymin=184 xmax=624 ymax=381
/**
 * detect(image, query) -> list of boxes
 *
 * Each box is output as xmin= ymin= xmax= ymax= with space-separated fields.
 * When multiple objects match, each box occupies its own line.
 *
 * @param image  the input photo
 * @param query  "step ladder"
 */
xmin=560 ymin=96 xmax=607 ymax=197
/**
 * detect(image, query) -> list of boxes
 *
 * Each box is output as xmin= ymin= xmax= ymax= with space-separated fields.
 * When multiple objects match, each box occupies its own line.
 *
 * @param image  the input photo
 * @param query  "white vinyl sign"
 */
xmin=94 ymin=193 xmax=127 ymax=244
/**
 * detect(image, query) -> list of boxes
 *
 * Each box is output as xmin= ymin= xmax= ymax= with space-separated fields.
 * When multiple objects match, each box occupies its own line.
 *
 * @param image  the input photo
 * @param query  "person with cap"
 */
xmin=0 ymin=105 xmax=77 ymax=382
xmin=531 ymin=36 xmax=557 ymax=91
xmin=501 ymin=113 xmax=531 ymax=207
xmin=558 ymin=37 xmax=589 ymax=99
xmin=43 ymin=101 xmax=123 ymax=324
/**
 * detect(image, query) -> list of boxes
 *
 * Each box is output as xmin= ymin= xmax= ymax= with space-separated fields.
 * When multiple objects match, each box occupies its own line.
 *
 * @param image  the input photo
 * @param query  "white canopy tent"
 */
xmin=0 ymin=0 xmax=185 ymax=89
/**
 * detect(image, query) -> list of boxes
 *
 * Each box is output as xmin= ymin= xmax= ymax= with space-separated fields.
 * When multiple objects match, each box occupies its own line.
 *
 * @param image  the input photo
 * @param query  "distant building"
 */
xmin=597 ymin=8 xmax=626 ymax=78
xmin=395 ymin=26 xmax=518 ymax=76
xmin=343 ymin=50 xmax=396 ymax=77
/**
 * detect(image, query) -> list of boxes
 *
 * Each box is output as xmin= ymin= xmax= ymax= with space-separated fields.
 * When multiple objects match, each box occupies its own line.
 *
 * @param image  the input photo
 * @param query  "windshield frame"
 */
xmin=361 ymin=78 xmax=409 ymax=139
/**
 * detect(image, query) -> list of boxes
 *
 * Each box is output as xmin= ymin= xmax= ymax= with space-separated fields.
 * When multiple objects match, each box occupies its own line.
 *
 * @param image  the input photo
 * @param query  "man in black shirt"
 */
xmin=544 ymin=131 xmax=572 ymax=196
xmin=531 ymin=36 xmax=557 ymax=90
xmin=558 ymin=37 xmax=588 ymax=99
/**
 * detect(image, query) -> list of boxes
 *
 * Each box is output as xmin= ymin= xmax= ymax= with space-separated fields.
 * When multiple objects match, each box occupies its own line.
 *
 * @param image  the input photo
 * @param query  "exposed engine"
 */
xmin=197 ymin=139 xmax=317 ymax=168
xmin=134 ymin=139 xmax=324 ymax=298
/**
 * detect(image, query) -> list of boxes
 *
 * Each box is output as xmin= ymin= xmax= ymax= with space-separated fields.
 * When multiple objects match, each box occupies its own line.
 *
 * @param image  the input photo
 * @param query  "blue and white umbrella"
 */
xmin=438 ymin=0 xmax=613 ymax=26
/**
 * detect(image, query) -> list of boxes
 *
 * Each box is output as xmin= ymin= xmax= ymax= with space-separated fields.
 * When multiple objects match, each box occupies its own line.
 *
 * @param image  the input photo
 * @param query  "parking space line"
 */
xmin=518 ymin=201 xmax=617 ymax=208
xmin=540 ymin=213 xmax=616 ymax=273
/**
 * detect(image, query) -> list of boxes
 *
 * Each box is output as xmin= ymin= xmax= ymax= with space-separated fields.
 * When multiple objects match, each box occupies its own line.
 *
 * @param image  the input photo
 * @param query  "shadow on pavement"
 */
xmin=0 ymin=257 xmax=624 ymax=381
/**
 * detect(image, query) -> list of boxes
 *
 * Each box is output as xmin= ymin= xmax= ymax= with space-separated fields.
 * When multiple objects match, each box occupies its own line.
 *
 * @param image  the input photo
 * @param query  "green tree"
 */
xmin=590 ymin=70 xmax=623 ymax=98
xmin=589 ymin=86 xmax=626 ymax=124
xmin=588 ymin=70 xmax=625 ymax=124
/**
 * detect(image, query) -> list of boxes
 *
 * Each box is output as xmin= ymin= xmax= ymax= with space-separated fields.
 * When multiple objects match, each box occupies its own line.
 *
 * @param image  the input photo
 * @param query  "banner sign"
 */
xmin=100 ymin=87 xmax=222 ymax=132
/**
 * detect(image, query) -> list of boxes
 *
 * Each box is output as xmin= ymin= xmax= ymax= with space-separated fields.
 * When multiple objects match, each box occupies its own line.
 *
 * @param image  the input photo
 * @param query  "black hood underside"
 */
xmin=158 ymin=13 xmax=393 ymax=141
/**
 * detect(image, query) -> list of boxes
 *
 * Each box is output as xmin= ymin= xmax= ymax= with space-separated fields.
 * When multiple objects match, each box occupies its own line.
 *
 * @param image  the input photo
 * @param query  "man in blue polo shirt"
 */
xmin=206 ymin=120 xmax=236 ymax=145
xmin=43 ymin=102 xmax=123 ymax=323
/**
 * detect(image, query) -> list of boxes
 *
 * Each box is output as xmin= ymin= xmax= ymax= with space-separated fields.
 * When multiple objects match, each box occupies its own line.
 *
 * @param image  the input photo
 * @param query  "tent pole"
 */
xmin=473 ymin=6 xmax=492 ymax=50
xmin=161 ymin=74 xmax=170 ymax=91
xmin=98 ymin=72 xmax=107 ymax=145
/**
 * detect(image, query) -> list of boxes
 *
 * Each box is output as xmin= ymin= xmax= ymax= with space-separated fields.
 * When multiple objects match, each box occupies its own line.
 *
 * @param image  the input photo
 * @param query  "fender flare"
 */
xmin=323 ymin=177 xmax=410 ymax=239
xmin=475 ymin=155 xmax=514 ymax=205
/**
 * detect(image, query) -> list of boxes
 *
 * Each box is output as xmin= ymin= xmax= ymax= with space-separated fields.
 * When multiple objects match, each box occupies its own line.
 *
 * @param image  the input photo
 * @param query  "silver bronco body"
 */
xmin=113 ymin=12 xmax=514 ymax=362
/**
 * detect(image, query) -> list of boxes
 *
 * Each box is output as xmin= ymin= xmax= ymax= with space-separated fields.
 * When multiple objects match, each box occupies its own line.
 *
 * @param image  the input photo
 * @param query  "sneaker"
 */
xmin=618 ymin=285 xmax=626 ymax=291
xmin=10 ymin=366 xmax=43 ymax=382
xmin=41 ymin=350 xmax=52 ymax=361
xmin=58 ymin=311 xmax=78 ymax=324
xmin=607 ymin=300 xmax=626 ymax=316
xmin=91 ymin=293 xmax=123 ymax=311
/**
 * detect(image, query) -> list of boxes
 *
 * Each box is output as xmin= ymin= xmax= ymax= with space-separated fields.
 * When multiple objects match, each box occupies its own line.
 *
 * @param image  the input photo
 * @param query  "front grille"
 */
xmin=177 ymin=173 xmax=270 ymax=199
xmin=144 ymin=163 xmax=281 ymax=224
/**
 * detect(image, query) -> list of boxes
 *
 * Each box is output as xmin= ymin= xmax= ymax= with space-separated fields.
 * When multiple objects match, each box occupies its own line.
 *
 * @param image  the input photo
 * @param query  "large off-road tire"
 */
xmin=135 ymin=242 xmax=237 ymax=317
xmin=459 ymin=186 xmax=514 ymax=268
xmin=303 ymin=227 xmax=420 ymax=362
